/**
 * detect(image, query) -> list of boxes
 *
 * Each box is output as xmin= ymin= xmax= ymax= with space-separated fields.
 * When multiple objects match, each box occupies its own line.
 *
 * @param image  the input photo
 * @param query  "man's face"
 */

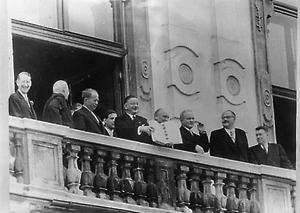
xmin=104 ymin=113 xmax=117 ymax=130
xmin=16 ymin=74 xmax=31 ymax=94
xmin=155 ymin=110 xmax=170 ymax=123
xmin=84 ymin=91 xmax=99 ymax=112
xmin=256 ymin=129 xmax=268 ymax=145
xmin=221 ymin=111 xmax=235 ymax=129
xmin=124 ymin=97 xmax=139 ymax=115
xmin=181 ymin=111 xmax=195 ymax=129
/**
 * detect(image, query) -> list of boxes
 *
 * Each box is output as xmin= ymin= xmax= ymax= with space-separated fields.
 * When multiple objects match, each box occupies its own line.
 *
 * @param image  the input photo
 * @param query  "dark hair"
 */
xmin=255 ymin=125 xmax=268 ymax=132
xmin=104 ymin=109 xmax=117 ymax=119
xmin=123 ymin=95 xmax=137 ymax=105
xmin=82 ymin=88 xmax=97 ymax=101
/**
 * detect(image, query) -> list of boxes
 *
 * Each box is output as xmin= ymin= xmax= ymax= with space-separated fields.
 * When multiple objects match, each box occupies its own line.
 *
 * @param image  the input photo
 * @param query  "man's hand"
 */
xmin=139 ymin=125 xmax=153 ymax=135
xmin=164 ymin=143 xmax=174 ymax=148
xmin=195 ymin=145 xmax=204 ymax=154
xmin=197 ymin=122 xmax=206 ymax=134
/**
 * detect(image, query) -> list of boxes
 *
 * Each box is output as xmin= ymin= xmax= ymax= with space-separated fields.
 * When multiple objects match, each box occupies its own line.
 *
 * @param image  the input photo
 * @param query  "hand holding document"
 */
xmin=148 ymin=120 xmax=183 ymax=146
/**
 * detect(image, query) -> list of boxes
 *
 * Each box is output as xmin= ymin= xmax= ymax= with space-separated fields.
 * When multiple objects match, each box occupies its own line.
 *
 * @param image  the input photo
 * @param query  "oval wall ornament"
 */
xmin=178 ymin=63 xmax=193 ymax=85
xmin=226 ymin=75 xmax=240 ymax=96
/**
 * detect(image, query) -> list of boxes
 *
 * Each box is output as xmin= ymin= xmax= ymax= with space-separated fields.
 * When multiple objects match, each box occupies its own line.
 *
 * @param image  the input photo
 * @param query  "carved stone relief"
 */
xmin=164 ymin=46 xmax=200 ymax=97
xmin=214 ymin=59 xmax=246 ymax=106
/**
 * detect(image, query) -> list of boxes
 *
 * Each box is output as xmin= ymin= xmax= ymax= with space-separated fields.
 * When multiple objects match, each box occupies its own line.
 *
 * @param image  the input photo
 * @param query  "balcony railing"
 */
xmin=9 ymin=116 xmax=296 ymax=213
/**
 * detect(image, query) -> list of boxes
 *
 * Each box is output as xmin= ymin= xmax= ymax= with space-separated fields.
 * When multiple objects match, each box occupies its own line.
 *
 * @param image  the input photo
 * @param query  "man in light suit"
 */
xmin=249 ymin=126 xmax=293 ymax=169
xmin=73 ymin=88 xmax=105 ymax=134
xmin=174 ymin=110 xmax=209 ymax=153
xmin=115 ymin=95 xmax=153 ymax=144
xmin=9 ymin=71 xmax=37 ymax=119
xmin=210 ymin=110 xmax=249 ymax=162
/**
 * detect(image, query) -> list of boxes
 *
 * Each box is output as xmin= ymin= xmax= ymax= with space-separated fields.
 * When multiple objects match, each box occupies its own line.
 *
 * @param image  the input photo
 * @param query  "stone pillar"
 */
xmin=1 ymin=1 xmax=11 ymax=211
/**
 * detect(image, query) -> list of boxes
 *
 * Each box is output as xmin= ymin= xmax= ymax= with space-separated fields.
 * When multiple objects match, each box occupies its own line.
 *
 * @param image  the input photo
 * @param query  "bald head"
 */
xmin=154 ymin=108 xmax=170 ymax=123
xmin=53 ymin=80 xmax=69 ymax=100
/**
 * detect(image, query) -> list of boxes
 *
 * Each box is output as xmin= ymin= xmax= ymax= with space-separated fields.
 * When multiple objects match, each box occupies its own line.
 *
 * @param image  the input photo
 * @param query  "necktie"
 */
xmin=230 ymin=130 xmax=235 ymax=142
xmin=262 ymin=145 xmax=267 ymax=154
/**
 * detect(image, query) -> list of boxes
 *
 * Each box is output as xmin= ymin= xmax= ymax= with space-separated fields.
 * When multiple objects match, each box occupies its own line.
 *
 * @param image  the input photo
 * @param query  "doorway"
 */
xmin=12 ymin=35 xmax=124 ymax=119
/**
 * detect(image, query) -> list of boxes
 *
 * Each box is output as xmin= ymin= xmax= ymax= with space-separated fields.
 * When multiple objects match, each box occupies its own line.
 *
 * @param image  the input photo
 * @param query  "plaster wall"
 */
xmin=148 ymin=0 xmax=259 ymax=145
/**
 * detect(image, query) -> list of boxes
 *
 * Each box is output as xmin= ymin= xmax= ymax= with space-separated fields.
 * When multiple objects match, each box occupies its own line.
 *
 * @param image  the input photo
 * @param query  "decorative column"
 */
xmin=225 ymin=175 xmax=239 ymax=213
xmin=202 ymin=170 xmax=217 ymax=213
xmin=133 ymin=157 xmax=148 ymax=206
xmin=93 ymin=149 xmax=109 ymax=199
xmin=9 ymin=132 xmax=17 ymax=183
xmin=146 ymin=159 xmax=158 ymax=207
xmin=237 ymin=177 xmax=250 ymax=213
xmin=14 ymin=132 xmax=24 ymax=183
xmin=250 ymin=0 xmax=275 ymax=136
xmin=176 ymin=165 xmax=191 ymax=212
xmin=65 ymin=143 xmax=82 ymax=195
xmin=120 ymin=154 xmax=136 ymax=204
xmin=107 ymin=152 xmax=122 ymax=201
xmin=189 ymin=166 xmax=203 ymax=213
xmin=290 ymin=184 xmax=296 ymax=213
xmin=249 ymin=179 xmax=260 ymax=213
xmin=80 ymin=147 xmax=95 ymax=197
xmin=213 ymin=172 xmax=227 ymax=213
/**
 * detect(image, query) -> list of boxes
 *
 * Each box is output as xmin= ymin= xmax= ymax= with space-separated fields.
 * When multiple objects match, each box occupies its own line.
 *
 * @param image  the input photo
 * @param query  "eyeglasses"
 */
xmin=222 ymin=116 xmax=234 ymax=119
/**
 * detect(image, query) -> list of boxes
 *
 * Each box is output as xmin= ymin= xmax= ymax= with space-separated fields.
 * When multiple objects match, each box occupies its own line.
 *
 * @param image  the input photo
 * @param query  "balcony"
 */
xmin=9 ymin=116 xmax=296 ymax=213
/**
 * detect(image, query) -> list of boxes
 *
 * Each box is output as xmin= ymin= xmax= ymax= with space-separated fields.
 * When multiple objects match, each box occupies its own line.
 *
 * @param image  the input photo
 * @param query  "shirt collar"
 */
xmin=18 ymin=89 xmax=28 ymax=99
xmin=126 ymin=112 xmax=136 ymax=120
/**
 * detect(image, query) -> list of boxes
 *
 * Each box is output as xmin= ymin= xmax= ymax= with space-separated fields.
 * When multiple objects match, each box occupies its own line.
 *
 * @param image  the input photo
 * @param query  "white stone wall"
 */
xmin=148 ymin=0 xmax=259 ymax=146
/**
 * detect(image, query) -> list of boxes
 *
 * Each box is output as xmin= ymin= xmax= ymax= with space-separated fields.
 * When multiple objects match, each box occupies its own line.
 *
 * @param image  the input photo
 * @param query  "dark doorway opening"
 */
xmin=273 ymin=86 xmax=296 ymax=167
xmin=12 ymin=35 xmax=124 ymax=119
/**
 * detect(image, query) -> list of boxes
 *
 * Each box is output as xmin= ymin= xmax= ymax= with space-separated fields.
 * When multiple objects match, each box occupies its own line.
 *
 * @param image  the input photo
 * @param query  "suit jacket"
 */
xmin=248 ymin=143 xmax=293 ymax=169
xmin=174 ymin=126 xmax=209 ymax=153
xmin=210 ymin=128 xmax=249 ymax=162
xmin=114 ymin=113 xmax=152 ymax=144
xmin=42 ymin=93 xmax=73 ymax=127
xmin=73 ymin=106 xmax=105 ymax=134
xmin=9 ymin=90 xmax=37 ymax=119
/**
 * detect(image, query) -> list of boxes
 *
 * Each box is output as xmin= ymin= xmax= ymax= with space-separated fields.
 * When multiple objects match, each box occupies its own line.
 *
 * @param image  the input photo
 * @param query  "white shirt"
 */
xmin=105 ymin=127 xmax=114 ymax=137
xmin=225 ymin=128 xmax=236 ymax=142
xmin=18 ymin=90 xmax=30 ymax=107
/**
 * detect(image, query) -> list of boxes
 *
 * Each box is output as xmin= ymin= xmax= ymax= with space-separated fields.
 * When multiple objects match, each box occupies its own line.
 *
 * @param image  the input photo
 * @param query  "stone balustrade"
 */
xmin=9 ymin=117 xmax=296 ymax=213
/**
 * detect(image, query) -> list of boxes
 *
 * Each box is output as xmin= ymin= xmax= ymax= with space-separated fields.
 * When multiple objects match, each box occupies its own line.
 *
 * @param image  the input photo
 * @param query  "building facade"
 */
xmin=1 ymin=0 xmax=298 ymax=212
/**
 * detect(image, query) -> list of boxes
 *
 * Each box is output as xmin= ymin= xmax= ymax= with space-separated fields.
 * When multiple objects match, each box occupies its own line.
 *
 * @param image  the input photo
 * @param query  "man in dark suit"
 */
xmin=103 ymin=109 xmax=117 ymax=137
xmin=42 ymin=80 xmax=72 ymax=127
xmin=210 ymin=110 xmax=249 ymax=162
xmin=249 ymin=126 xmax=293 ymax=169
xmin=174 ymin=110 xmax=209 ymax=153
xmin=73 ymin=88 xmax=105 ymax=134
xmin=115 ymin=95 xmax=153 ymax=143
xmin=9 ymin=71 xmax=37 ymax=119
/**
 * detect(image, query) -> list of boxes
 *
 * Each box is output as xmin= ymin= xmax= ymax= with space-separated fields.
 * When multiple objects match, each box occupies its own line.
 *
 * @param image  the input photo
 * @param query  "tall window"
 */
xmin=8 ymin=0 xmax=115 ymax=41
xmin=267 ymin=2 xmax=297 ymax=166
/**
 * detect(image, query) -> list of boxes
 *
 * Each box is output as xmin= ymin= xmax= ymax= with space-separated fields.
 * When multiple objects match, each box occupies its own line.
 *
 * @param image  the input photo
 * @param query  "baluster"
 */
xmin=107 ymin=152 xmax=122 ymax=201
xmin=225 ymin=175 xmax=239 ymax=213
xmin=120 ymin=154 xmax=136 ymax=204
xmin=93 ymin=149 xmax=109 ymax=199
xmin=290 ymin=184 xmax=296 ymax=213
xmin=202 ymin=170 xmax=217 ymax=213
xmin=146 ymin=159 xmax=158 ymax=207
xmin=156 ymin=160 xmax=173 ymax=209
xmin=249 ymin=179 xmax=260 ymax=213
xmin=176 ymin=165 xmax=191 ymax=212
xmin=133 ymin=157 xmax=148 ymax=206
xmin=189 ymin=166 xmax=203 ymax=213
xmin=9 ymin=132 xmax=17 ymax=183
xmin=14 ymin=133 xmax=24 ymax=183
xmin=213 ymin=172 xmax=227 ymax=213
xmin=237 ymin=177 xmax=250 ymax=213
xmin=80 ymin=146 xmax=95 ymax=196
xmin=65 ymin=143 xmax=82 ymax=194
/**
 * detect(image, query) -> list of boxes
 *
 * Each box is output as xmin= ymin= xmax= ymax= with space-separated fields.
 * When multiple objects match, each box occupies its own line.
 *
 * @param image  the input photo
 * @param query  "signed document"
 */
xmin=148 ymin=120 xmax=183 ymax=145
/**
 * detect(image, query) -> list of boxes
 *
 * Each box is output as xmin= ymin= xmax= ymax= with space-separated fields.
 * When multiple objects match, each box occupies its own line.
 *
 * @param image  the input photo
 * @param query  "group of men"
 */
xmin=9 ymin=72 xmax=293 ymax=169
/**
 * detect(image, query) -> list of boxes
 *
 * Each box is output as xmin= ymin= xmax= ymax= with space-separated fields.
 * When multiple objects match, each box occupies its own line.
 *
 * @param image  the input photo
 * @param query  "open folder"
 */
xmin=148 ymin=120 xmax=183 ymax=145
